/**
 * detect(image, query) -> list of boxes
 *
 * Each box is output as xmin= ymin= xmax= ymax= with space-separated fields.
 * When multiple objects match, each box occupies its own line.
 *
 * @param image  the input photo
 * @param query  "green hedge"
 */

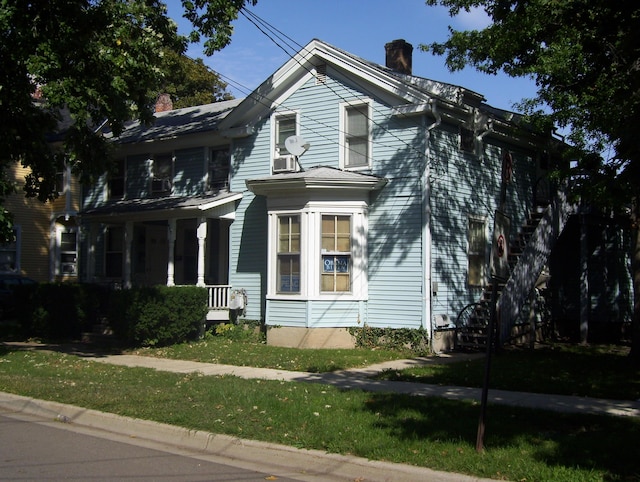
xmin=108 ymin=286 xmax=208 ymax=347
xmin=14 ymin=283 xmax=208 ymax=347
xmin=15 ymin=282 xmax=104 ymax=340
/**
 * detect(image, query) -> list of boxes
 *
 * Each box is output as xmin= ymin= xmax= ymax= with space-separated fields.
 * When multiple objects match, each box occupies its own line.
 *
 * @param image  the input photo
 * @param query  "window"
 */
xmin=105 ymin=226 xmax=123 ymax=278
xmin=108 ymin=158 xmax=125 ymax=200
xmin=151 ymin=154 xmax=172 ymax=194
xmin=468 ymin=218 xmax=486 ymax=286
xmin=272 ymin=113 xmax=298 ymax=173
xmin=459 ymin=126 xmax=475 ymax=153
xmin=275 ymin=115 xmax=296 ymax=157
xmin=341 ymin=102 xmax=371 ymax=169
xmin=58 ymin=229 xmax=77 ymax=276
xmin=0 ymin=228 xmax=19 ymax=272
xmin=277 ymin=215 xmax=300 ymax=293
xmin=321 ymin=215 xmax=351 ymax=292
xmin=209 ymin=148 xmax=230 ymax=191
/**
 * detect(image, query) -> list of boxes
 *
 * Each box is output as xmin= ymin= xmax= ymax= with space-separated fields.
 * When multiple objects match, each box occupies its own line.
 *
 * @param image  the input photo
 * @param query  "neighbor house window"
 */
xmin=277 ymin=215 xmax=300 ymax=293
xmin=208 ymin=148 xmax=230 ymax=191
xmin=341 ymin=101 xmax=372 ymax=169
xmin=58 ymin=228 xmax=77 ymax=276
xmin=468 ymin=217 xmax=486 ymax=286
xmin=105 ymin=226 xmax=123 ymax=278
xmin=108 ymin=158 xmax=125 ymax=200
xmin=151 ymin=153 xmax=172 ymax=194
xmin=321 ymin=215 xmax=351 ymax=292
xmin=0 ymin=227 xmax=19 ymax=272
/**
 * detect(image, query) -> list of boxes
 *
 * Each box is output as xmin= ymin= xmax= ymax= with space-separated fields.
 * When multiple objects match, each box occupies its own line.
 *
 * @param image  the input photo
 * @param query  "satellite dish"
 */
xmin=285 ymin=135 xmax=310 ymax=157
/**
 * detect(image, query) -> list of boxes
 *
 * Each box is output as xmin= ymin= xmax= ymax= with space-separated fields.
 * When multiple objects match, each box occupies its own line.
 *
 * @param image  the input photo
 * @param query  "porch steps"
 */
xmin=81 ymin=320 xmax=117 ymax=347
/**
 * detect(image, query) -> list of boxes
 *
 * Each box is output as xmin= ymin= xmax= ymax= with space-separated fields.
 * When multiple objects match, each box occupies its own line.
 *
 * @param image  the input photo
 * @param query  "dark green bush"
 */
xmin=109 ymin=286 xmax=208 ymax=347
xmin=15 ymin=283 xmax=101 ymax=340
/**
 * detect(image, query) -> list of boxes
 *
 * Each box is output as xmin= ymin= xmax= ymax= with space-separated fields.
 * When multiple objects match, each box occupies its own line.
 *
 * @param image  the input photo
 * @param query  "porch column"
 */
xmin=196 ymin=217 xmax=207 ymax=287
xmin=124 ymin=221 xmax=133 ymax=289
xmin=86 ymin=223 xmax=96 ymax=282
xmin=167 ymin=219 xmax=176 ymax=286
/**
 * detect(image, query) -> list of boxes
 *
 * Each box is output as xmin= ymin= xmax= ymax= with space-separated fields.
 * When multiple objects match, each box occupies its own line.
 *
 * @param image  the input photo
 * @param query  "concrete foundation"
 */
xmin=267 ymin=326 xmax=356 ymax=349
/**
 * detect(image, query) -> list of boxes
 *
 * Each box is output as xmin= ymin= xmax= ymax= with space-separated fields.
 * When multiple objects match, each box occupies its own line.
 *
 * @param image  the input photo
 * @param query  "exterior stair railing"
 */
xmin=497 ymin=182 xmax=574 ymax=343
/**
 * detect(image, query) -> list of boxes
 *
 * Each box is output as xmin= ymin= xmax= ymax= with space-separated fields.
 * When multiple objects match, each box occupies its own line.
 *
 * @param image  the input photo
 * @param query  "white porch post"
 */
xmin=167 ymin=219 xmax=176 ymax=286
xmin=87 ymin=224 xmax=96 ymax=282
xmin=124 ymin=221 xmax=133 ymax=289
xmin=196 ymin=217 xmax=207 ymax=287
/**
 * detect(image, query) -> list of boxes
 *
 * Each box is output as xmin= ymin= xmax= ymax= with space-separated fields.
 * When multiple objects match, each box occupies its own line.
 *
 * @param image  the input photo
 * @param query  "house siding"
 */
xmin=174 ymin=147 xmax=205 ymax=196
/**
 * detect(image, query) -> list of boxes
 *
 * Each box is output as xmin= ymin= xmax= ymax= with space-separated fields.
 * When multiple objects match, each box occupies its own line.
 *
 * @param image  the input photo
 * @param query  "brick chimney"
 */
xmin=385 ymin=39 xmax=413 ymax=75
xmin=155 ymin=93 xmax=173 ymax=113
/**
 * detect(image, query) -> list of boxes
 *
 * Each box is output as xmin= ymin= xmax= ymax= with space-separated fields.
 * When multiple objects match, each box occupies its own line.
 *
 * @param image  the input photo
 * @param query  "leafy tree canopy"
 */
xmin=423 ymin=0 xmax=640 ymax=360
xmin=423 ymin=0 xmax=640 ymax=208
xmin=0 ymin=0 xmax=256 ymax=241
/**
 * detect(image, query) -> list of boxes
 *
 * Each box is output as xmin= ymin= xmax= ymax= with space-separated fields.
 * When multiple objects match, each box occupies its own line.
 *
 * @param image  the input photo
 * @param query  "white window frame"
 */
xmin=150 ymin=153 xmax=173 ymax=194
xmin=208 ymin=147 xmax=230 ymax=191
xmin=268 ymin=202 xmax=368 ymax=301
xmin=271 ymin=111 xmax=299 ymax=169
xmin=107 ymin=158 xmax=126 ymax=200
xmin=0 ymin=226 xmax=21 ymax=272
xmin=56 ymin=227 xmax=78 ymax=277
xmin=276 ymin=214 xmax=301 ymax=294
xmin=467 ymin=216 xmax=487 ymax=286
xmin=339 ymin=99 xmax=373 ymax=170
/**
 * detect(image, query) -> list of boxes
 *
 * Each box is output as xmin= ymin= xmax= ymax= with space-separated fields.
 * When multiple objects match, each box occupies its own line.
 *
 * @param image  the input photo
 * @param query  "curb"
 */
xmin=0 ymin=391 xmax=494 ymax=482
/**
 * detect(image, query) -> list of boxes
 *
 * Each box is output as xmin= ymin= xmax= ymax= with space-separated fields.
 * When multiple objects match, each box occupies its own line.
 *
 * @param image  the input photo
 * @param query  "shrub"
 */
xmin=15 ymin=283 xmax=99 ymax=340
xmin=109 ymin=286 xmax=208 ymax=347
xmin=348 ymin=325 xmax=431 ymax=356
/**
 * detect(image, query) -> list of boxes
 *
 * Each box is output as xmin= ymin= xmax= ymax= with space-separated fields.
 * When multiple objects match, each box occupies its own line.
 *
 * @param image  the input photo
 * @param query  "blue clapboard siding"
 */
xmin=126 ymin=154 xmax=151 ymax=199
xmin=174 ymin=147 xmax=205 ymax=196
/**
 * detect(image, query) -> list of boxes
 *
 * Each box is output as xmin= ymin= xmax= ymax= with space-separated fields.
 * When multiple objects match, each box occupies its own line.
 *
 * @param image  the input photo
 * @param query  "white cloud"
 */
xmin=453 ymin=6 xmax=491 ymax=30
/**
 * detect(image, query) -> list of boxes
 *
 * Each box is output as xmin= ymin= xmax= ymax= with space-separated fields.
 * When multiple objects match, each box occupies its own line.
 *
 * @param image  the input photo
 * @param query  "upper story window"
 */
xmin=459 ymin=126 xmax=475 ymax=153
xmin=341 ymin=100 xmax=372 ymax=169
xmin=468 ymin=217 xmax=486 ymax=286
xmin=108 ymin=158 xmax=125 ymax=200
xmin=272 ymin=112 xmax=298 ymax=173
xmin=277 ymin=215 xmax=300 ymax=293
xmin=209 ymin=148 xmax=230 ymax=192
xmin=321 ymin=215 xmax=351 ymax=292
xmin=151 ymin=153 xmax=173 ymax=194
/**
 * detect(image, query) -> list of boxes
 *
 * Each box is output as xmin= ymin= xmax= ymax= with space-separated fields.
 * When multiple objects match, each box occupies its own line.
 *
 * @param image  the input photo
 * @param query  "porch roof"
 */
xmin=80 ymin=191 xmax=242 ymax=222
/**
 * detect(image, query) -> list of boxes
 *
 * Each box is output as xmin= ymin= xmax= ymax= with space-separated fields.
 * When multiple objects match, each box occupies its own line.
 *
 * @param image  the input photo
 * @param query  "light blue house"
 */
xmin=80 ymin=39 xmax=565 ymax=350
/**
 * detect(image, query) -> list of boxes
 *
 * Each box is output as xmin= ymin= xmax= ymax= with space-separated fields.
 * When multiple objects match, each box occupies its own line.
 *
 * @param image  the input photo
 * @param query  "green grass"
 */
xmin=374 ymin=343 xmax=640 ymax=400
xmin=127 ymin=336 xmax=414 ymax=373
xmin=1 ymin=345 xmax=639 ymax=481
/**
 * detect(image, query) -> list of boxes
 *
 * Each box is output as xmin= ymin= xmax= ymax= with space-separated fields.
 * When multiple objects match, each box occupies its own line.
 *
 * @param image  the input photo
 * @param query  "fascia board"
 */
xmin=198 ymin=192 xmax=243 ymax=211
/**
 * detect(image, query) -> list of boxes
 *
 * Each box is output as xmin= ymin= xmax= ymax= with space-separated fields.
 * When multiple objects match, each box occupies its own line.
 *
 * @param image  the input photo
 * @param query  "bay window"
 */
xmin=277 ymin=215 xmax=300 ymax=293
xmin=321 ymin=215 xmax=351 ymax=292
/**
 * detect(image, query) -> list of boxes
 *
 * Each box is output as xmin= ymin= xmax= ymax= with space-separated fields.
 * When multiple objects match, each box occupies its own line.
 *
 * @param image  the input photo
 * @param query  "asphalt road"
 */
xmin=0 ymin=412 xmax=299 ymax=481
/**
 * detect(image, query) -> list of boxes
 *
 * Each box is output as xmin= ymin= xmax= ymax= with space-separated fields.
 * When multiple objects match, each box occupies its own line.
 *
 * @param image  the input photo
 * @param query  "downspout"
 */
xmin=423 ymin=99 xmax=441 ymax=339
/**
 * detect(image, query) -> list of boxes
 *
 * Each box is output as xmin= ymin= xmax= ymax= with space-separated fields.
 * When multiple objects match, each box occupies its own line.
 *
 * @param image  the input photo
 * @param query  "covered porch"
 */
xmin=80 ymin=192 xmax=242 ymax=318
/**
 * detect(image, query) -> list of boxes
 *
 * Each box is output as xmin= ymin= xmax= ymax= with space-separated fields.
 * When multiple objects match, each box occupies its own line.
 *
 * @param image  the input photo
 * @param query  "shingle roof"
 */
xmin=106 ymin=98 xmax=243 ymax=144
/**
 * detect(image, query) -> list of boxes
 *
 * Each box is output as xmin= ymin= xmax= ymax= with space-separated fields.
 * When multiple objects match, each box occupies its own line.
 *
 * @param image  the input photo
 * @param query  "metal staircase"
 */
xmin=455 ymin=182 xmax=574 ymax=351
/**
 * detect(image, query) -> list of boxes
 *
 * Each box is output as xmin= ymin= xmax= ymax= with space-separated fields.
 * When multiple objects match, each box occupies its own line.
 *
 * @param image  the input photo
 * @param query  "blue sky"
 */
xmin=164 ymin=0 xmax=537 ymax=113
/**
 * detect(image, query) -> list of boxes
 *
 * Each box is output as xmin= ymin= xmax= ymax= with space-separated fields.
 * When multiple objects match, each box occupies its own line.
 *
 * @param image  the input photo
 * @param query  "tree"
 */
xmin=0 ymin=0 xmax=256 ymax=241
xmin=159 ymin=50 xmax=233 ymax=109
xmin=422 ymin=0 xmax=640 ymax=361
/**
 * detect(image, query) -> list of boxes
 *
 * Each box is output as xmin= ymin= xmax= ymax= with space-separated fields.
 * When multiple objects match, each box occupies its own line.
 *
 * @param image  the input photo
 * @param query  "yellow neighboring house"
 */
xmin=1 ymin=162 xmax=80 ymax=282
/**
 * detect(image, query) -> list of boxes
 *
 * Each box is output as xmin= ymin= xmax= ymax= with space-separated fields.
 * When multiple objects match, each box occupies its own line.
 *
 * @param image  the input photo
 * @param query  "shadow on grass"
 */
xmin=362 ymin=392 xmax=640 ymax=479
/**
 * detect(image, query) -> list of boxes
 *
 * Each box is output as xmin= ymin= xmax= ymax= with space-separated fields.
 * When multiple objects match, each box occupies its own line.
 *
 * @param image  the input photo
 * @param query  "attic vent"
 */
xmin=315 ymin=64 xmax=327 ymax=85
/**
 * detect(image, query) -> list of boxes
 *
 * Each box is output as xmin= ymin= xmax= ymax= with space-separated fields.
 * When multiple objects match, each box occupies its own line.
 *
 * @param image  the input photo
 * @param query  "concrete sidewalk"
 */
xmin=85 ymin=350 xmax=640 ymax=418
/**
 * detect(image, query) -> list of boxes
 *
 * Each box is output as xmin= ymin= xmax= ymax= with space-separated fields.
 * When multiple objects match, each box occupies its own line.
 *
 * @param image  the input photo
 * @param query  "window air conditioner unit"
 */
xmin=152 ymin=178 xmax=172 ymax=193
xmin=273 ymin=155 xmax=297 ymax=173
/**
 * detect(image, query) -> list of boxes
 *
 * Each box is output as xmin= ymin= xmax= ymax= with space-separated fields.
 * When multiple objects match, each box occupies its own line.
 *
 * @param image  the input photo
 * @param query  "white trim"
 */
xmin=339 ymin=99 xmax=373 ymax=170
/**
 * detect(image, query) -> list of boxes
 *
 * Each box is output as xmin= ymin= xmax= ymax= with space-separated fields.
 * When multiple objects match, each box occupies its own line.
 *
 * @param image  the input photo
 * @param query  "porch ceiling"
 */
xmin=80 ymin=191 xmax=242 ymax=223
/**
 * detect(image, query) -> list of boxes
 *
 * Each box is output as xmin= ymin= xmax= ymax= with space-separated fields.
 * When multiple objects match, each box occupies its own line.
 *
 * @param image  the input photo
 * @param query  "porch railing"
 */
xmin=206 ymin=285 xmax=232 ymax=310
